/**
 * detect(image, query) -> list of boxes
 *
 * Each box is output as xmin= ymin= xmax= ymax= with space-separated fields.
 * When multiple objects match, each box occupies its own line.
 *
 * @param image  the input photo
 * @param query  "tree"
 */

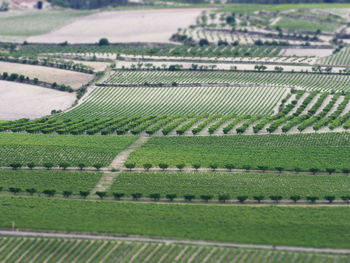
xmin=149 ymin=193 xmax=161 ymax=201
xmin=294 ymin=167 xmax=301 ymax=173
xmin=275 ymin=167 xmax=284 ymax=173
xmin=290 ymin=195 xmax=301 ymax=203
xmin=93 ymin=164 xmax=103 ymax=171
xmin=63 ymin=191 xmax=73 ymax=198
xmin=326 ymin=168 xmax=335 ymax=175
xmin=98 ymin=38 xmax=109 ymax=46
xmin=26 ymin=188 xmax=37 ymax=196
xmin=96 ymin=191 xmax=107 ymax=200
xmin=243 ymin=165 xmax=251 ymax=172
xmin=253 ymin=195 xmax=264 ymax=203
xmin=324 ymin=196 xmax=335 ymax=203
xmin=78 ymin=163 xmax=86 ymax=171
xmin=224 ymin=164 xmax=235 ymax=171
xmin=309 ymin=168 xmax=319 ymax=175
xmin=79 ymin=191 xmax=89 ymax=199
xmin=166 ymin=194 xmax=177 ymax=201
xmin=257 ymin=166 xmax=268 ymax=173
xmin=342 ymin=168 xmax=350 ymax=175
xmin=270 ymin=195 xmax=283 ymax=203
xmin=176 ymin=163 xmax=185 ymax=171
xmin=113 ymin=193 xmax=124 ymax=200
xmin=27 ymin=163 xmax=36 ymax=170
xmin=192 ymin=163 xmax=201 ymax=171
xmin=131 ymin=193 xmax=142 ymax=201
xmin=341 ymin=196 xmax=350 ymax=203
xmin=184 ymin=194 xmax=195 ymax=202
xmin=306 ymin=196 xmax=318 ymax=203
xmin=209 ymin=163 xmax=218 ymax=171
xmin=199 ymin=39 xmax=209 ymax=47
xmin=159 ymin=163 xmax=168 ymax=171
xmin=43 ymin=190 xmax=56 ymax=197
xmin=125 ymin=163 xmax=136 ymax=171
xmin=237 ymin=196 xmax=248 ymax=203
xmin=9 ymin=163 xmax=22 ymax=170
xmin=200 ymin=195 xmax=213 ymax=202
xmin=143 ymin=163 xmax=152 ymax=171
xmin=43 ymin=163 xmax=54 ymax=170
xmin=9 ymin=187 xmax=21 ymax=195
xmin=218 ymin=194 xmax=230 ymax=203
xmin=59 ymin=163 xmax=69 ymax=170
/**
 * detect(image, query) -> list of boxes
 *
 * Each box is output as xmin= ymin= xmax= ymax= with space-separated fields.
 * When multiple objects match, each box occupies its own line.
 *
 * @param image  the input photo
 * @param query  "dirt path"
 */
xmin=1 ymin=230 xmax=349 ymax=254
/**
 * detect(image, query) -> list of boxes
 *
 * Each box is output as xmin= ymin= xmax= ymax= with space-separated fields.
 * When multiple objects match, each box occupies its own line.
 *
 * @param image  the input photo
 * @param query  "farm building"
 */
xmin=10 ymin=0 xmax=51 ymax=9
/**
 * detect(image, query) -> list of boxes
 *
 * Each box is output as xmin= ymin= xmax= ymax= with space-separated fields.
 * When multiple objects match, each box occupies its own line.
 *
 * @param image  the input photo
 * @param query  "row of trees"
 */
xmin=125 ymin=163 xmax=350 ymax=175
xmin=3 ymin=186 xmax=349 ymax=204
xmin=8 ymin=162 xmax=104 ymax=171
xmin=1 ymin=72 xmax=74 ymax=93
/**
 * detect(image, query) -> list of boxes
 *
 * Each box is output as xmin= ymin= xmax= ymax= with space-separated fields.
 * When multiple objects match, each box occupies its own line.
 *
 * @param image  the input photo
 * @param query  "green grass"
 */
xmin=1 ymin=196 xmax=350 ymax=248
xmin=0 ymin=170 xmax=101 ymax=194
xmin=110 ymin=172 xmax=350 ymax=198
xmin=127 ymin=133 xmax=350 ymax=172
xmin=1 ymin=237 xmax=349 ymax=263
xmin=0 ymin=10 xmax=92 ymax=38
xmin=0 ymin=133 xmax=137 ymax=167
xmin=274 ymin=17 xmax=340 ymax=32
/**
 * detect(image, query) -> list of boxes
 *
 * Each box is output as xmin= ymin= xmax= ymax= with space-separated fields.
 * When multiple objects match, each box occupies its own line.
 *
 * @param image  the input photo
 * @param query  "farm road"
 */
xmin=1 ymin=230 xmax=350 ymax=254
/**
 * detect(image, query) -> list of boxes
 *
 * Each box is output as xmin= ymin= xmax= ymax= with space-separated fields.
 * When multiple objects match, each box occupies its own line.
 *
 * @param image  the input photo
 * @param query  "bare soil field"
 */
xmin=0 ymin=61 xmax=94 ymax=89
xmin=27 ymin=8 xmax=207 ymax=44
xmin=0 ymin=80 xmax=76 ymax=120
xmin=281 ymin=48 xmax=334 ymax=57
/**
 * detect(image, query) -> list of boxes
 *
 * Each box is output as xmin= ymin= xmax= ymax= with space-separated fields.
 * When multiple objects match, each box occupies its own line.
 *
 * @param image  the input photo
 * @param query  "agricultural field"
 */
xmin=104 ymin=70 xmax=350 ymax=92
xmin=59 ymin=85 xmax=287 ymax=118
xmin=0 ymin=170 xmax=101 ymax=194
xmin=273 ymin=17 xmax=341 ymax=32
xmin=0 ymin=10 xmax=92 ymax=42
xmin=0 ymin=81 xmax=76 ymax=120
xmin=0 ymin=133 xmax=137 ymax=167
xmin=318 ymin=47 xmax=350 ymax=67
xmin=1 ymin=237 xmax=348 ymax=263
xmin=110 ymin=172 xmax=350 ymax=198
xmin=1 ymin=196 xmax=350 ymax=248
xmin=127 ymin=133 xmax=350 ymax=171
xmin=0 ymin=61 xmax=94 ymax=89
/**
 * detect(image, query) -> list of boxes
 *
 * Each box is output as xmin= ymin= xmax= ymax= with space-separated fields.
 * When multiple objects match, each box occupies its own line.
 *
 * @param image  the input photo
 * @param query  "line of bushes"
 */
xmin=124 ymin=163 xmax=350 ymax=175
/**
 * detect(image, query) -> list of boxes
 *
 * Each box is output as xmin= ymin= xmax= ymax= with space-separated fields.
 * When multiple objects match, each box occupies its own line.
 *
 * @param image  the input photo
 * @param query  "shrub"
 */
xmin=306 ymin=196 xmax=319 ymax=203
xmin=143 ymin=163 xmax=152 ymax=171
xmin=342 ymin=168 xmax=350 ymax=175
xmin=209 ymin=163 xmax=218 ymax=171
xmin=63 ymin=191 xmax=73 ymax=198
xmin=341 ymin=196 xmax=350 ymax=203
xmin=9 ymin=187 xmax=21 ymax=194
xmin=165 ymin=194 xmax=177 ymax=201
xmin=253 ymin=195 xmax=264 ymax=203
xmin=275 ymin=167 xmax=284 ymax=173
xmin=294 ymin=167 xmax=301 ymax=173
xmin=43 ymin=163 xmax=54 ymax=170
xmin=27 ymin=163 xmax=36 ymax=170
xmin=290 ymin=196 xmax=301 ymax=203
xmin=257 ymin=166 xmax=268 ymax=172
xmin=125 ymin=163 xmax=136 ymax=171
xmin=98 ymin=38 xmax=109 ymax=46
xmin=9 ymin=163 xmax=22 ymax=170
xmin=131 ymin=193 xmax=142 ymax=201
xmin=59 ymin=163 xmax=69 ymax=170
xmin=270 ymin=195 xmax=283 ymax=203
xmin=192 ymin=163 xmax=201 ymax=171
xmin=96 ymin=191 xmax=107 ymax=199
xmin=309 ymin=168 xmax=320 ymax=174
xmin=242 ymin=165 xmax=251 ymax=171
xmin=159 ymin=163 xmax=168 ymax=171
xmin=93 ymin=164 xmax=103 ymax=171
xmin=176 ymin=163 xmax=185 ymax=171
xmin=237 ymin=196 xmax=248 ymax=203
xmin=26 ymin=188 xmax=37 ymax=195
xmin=200 ymin=195 xmax=213 ymax=202
xmin=184 ymin=194 xmax=195 ymax=202
xmin=78 ymin=163 xmax=86 ymax=171
xmin=224 ymin=164 xmax=235 ymax=171
xmin=218 ymin=194 xmax=230 ymax=203
xmin=79 ymin=191 xmax=89 ymax=199
xmin=149 ymin=193 xmax=161 ymax=201
xmin=112 ymin=193 xmax=124 ymax=200
xmin=324 ymin=196 xmax=336 ymax=203
xmin=43 ymin=189 xmax=56 ymax=197
xmin=326 ymin=168 xmax=336 ymax=175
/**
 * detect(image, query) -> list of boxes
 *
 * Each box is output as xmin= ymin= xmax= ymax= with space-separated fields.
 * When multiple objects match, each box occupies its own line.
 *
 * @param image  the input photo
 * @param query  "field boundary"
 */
xmin=1 ymin=230 xmax=350 ymax=254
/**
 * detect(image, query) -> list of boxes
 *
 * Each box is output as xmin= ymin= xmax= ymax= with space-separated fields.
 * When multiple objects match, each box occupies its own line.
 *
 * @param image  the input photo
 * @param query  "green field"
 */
xmin=1 ymin=196 xmax=350 ymax=248
xmin=1 ymin=237 xmax=348 ymax=263
xmin=274 ymin=17 xmax=341 ymax=32
xmin=0 ymin=133 xmax=137 ymax=167
xmin=127 ymin=133 xmax=350 ymax=171
xmin=59 ymin=85 xmax=287 ymax=118
xmin=103 ymin=70 xmax=350 ymax=92
xmin=0 ymin=170 xmax=101 ymax=194
xmin=0 ymin=11 xmax=91 ymax=41
xmin=110 ymin=172 xmax=350 ymax=198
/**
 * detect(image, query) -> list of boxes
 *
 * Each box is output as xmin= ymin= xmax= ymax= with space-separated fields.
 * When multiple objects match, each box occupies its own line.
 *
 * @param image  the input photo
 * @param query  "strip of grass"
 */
xmin=0 ymin=170 xmax=102 ymax=194
xmin=0 ymin=133 xmax=137 ymax=167
xmin=127 ymin=134 xmax=350 ymax=172
xmin=1 ymin=196 xmax=350 ymax=249
xmin=110 ymin=172 xmax=350 ymax=198
xmin=274 ymin=17 xmax=340 ymax=32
